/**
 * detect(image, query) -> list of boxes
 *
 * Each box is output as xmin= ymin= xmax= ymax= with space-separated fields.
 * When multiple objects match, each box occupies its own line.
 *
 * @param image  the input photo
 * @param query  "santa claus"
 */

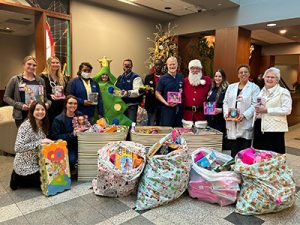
xmin=182 ymin=59 xmax=212 ymax=124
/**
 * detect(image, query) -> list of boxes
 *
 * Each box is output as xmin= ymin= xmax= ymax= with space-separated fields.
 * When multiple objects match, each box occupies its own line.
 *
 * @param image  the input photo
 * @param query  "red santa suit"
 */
xmin=183 ymin=75 xmax=211 ymax=121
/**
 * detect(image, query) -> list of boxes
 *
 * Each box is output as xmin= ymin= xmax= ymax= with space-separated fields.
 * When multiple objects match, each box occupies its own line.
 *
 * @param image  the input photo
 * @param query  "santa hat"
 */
xmin=188 ymin=59 xmax=202 ymax=70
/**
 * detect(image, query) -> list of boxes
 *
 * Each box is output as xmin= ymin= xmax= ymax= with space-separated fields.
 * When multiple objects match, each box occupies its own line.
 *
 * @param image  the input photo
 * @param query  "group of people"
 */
xmin=3 ymin=55 xmax=292 ymax=190
xmin=145 ymin=57 xmax=291 ymax=158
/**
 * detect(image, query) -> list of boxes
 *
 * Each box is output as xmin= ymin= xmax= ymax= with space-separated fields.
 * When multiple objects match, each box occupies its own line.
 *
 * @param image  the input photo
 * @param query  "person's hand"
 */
xmin=73 ymin=128 xmax=79 ymax=136
xmin=166 ymin=102 xmax=177 ymax=107
xmin=121 ymin=90 xmax=128 ymax=97
xmin=45 ymin=103 xmax=50 ymax=109
xmin=259 ymin=105 xmax=267 ymax=114
xmin=238 ymin=114 xmax=245 ymax=122
xmin=41 ymin=138 xmax=53 ymax=144
xmin=51 ymin=94 xmax=58 ymax=101
xmin=214 ymin=108 xmax=222 ymax=114
xmin=22 ymin=104 xmax=29 ymax=111
xmin=224 ymin=114 xmax=229 ymax=120
xmin=84 ymin=100 xmax=93 ymax=106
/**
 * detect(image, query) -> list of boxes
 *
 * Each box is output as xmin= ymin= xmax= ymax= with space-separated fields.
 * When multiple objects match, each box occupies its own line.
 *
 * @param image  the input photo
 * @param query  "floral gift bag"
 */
xmin=135 ymin=133 xmax=191 ymax=210
xmin=234 ymin=149 xmax=296 ymax=215
xmin=92 ymin=141 xmax=146 ymax=197
xmin=39 ymin=140 xmax=71 ymax=196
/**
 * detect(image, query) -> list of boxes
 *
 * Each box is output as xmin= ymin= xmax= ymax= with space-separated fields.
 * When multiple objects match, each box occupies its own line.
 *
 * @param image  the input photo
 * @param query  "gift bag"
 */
xmin=234 ymin=149 xmax=296 ymax=215
xmin=39 ymin=140 xmax=71 ymax=196
xmin=92 ymin=141 xmax=146 ymax=197
xmin=188 ymin=148 xmax=241 ymax=206
xmin=135 ymin=133 xmax=191 ymax=210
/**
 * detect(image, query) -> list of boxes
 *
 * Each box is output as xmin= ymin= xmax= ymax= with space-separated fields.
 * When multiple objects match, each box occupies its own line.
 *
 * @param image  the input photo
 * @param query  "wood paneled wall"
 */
xmin=213 ymin=27 xmax=251 ymax=83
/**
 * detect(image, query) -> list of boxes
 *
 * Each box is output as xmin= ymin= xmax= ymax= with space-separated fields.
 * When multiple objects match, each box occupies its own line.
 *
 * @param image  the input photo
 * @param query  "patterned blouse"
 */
xmin=13 ymin=120 xmax=46 ymax=176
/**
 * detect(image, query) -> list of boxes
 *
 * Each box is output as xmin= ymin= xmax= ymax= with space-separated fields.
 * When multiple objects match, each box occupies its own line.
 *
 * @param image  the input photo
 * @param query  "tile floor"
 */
xmin=0 ymin=124 xmax=299 ymax=225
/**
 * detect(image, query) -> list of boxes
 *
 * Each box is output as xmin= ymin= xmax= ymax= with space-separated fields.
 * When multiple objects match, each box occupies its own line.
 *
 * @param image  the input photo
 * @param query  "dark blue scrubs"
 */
xmin=156 ymin=73 xmax=183 ymax=127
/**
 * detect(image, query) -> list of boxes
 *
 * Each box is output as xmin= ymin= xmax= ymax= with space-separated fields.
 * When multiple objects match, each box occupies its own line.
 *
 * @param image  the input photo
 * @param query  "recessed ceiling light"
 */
xmin=279 ymin=29 xmax=287 ymax=34
xmin=266 ymin=23 xmax=277 ymax=27
xmin=218 ymin=3 xmax=222 ymax=6
xmin=164 ymin=7 xmax=172 ymax=10
xmin=5 ymin=27 xmax=10 ymax=30
xmin=292 ymin=35 xmax=298 ymax=38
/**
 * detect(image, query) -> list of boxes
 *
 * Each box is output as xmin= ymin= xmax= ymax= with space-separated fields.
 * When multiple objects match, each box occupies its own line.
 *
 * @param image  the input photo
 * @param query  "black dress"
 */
xmin=207 ymin=87 xmax=226 ymax=133
xmin=40 ymin=74 xmax=66 ymax=125
xmin=207 ymin=86 xmax=228 ymax=150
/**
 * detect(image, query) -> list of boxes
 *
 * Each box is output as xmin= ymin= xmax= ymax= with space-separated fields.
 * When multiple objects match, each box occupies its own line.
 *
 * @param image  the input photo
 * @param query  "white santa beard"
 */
xmin=188 ymin=72 xmax=202 ymax=86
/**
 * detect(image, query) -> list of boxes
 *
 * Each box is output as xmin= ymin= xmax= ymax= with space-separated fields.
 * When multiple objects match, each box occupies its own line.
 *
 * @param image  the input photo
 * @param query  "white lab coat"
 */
xmin=223 ymin=81 xmax=260 ymax=140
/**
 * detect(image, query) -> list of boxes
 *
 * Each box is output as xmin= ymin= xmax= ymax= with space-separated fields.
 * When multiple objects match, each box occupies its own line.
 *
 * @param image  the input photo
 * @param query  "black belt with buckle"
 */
xmin=185 ymin=106 xmax=202 ymax=112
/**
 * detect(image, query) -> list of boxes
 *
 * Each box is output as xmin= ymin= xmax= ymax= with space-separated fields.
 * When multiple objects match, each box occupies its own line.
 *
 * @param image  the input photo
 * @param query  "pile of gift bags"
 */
xmin=92 ymin=141 xmax=146 ymax=197
xmin=234 ymin=148 xmax=296 ymax=215
xmin=188 ymin=148 xmax=241 ymax=206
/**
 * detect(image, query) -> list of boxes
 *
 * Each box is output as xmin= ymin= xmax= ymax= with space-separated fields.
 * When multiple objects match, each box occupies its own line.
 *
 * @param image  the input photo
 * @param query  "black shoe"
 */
xmin=10 ymin=172 xmax=18 ymax=190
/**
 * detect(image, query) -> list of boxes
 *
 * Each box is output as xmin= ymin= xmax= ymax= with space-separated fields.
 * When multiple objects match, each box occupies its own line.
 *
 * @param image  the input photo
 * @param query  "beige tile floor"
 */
xmin=0 ymin=124 xmax=299 ymax=225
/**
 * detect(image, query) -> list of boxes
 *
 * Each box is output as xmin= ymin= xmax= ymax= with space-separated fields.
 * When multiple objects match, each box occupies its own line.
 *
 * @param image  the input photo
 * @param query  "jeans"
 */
xmin=125 ymin=105 xmax=138 ymax=123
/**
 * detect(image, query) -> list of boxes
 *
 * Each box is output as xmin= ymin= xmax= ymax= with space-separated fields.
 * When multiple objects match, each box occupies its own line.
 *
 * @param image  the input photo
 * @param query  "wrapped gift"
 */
xmin=135 ymin=133 xmax=191 ymax=210
xmin=92 ymin=141 xmax=146 ymax=197
xmin=234 ymin=149 xmax=296 ymax=215
xmin=39 ymin=140 xmax=71 ymax=196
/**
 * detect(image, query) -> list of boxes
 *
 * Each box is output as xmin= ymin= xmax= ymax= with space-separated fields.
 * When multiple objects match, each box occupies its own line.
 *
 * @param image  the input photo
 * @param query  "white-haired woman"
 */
xmin=253 ymin=67 xmax=292 ymax=154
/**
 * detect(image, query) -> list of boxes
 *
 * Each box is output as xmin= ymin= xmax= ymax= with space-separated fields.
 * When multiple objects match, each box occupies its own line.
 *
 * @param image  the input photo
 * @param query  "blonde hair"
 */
xmin=42 ymin=56 xmax=65 ymax=86
xmin=23 ymin=55 xmax=37 ymax=64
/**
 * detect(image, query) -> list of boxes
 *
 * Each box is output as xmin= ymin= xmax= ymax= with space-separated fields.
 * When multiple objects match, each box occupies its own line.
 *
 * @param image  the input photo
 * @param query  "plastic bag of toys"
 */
xmin=188 ymin=148 xmax=241 ymax=206
xmin=135 ymin=130 xmax=191 ymax=210
xmin=92 ymin=141 xmax=146 ymax=197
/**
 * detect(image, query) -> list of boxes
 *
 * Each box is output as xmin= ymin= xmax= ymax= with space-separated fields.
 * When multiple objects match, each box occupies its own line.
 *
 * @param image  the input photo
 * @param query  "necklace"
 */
xmin=48 ymin=75 xmax=57 ymax=88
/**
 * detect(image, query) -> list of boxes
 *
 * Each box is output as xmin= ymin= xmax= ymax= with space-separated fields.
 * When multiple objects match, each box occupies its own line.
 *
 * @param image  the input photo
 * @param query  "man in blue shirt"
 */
xmin=156 ymin=57 xmax=183 ymax=127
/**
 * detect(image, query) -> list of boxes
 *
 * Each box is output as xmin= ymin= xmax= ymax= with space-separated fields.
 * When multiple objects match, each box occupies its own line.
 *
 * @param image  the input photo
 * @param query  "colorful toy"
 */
xmin=39 ymin=140 xmax=71 ymax=196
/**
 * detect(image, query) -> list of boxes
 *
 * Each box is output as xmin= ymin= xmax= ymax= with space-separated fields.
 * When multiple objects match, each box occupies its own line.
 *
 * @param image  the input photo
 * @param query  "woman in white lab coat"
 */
xmin=223 ymin=64 xmax=260 ymax=157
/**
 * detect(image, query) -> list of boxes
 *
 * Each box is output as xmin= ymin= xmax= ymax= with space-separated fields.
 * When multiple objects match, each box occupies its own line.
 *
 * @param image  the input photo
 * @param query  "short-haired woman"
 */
xmin=253 ymin=67 xmax=292 ymax=153
xmin=223 ymin=64 xmax=260 ymax=157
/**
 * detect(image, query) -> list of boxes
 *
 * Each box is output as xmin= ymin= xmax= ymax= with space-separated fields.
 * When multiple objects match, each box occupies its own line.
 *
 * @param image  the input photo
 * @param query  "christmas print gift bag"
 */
xmin=39 ymin=140 xmax=71 ymax=196
xmin=234 ymin=149 xmax=296 ymax=215
xmin=92 ymin=141 xmax=146 ymax=197
xmin=135 ymin=134 xmax=191 ymax=210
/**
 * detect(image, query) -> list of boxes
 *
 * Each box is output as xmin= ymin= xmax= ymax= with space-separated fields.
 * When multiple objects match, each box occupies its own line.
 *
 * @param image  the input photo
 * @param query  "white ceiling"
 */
xmin=129 ymin=0 xmax=240 ymax=16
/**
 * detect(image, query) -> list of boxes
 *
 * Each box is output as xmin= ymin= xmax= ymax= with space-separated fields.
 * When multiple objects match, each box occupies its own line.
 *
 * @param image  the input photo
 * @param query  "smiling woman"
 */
xmin=10 ymin=101 xmax=52 ymax=190
xmin=50 ymin=95 xmax=82 ymax=179
xmin=253 ymin=67 xmax=292 ymax=153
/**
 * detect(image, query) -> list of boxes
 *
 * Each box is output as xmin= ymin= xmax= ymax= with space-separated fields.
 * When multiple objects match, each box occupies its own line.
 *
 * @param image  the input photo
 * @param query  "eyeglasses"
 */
xmin=265 ymin=76 xmax=277 ymax=80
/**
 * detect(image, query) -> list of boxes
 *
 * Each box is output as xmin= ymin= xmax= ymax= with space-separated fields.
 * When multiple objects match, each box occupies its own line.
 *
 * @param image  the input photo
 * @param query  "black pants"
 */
xmin=253 ymin=119 xmax=285 ymax=154
xmin=230 ymin=138 xmax=252 ymax=157
xmin=10 ymin=170 xmax=41 ymax=190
